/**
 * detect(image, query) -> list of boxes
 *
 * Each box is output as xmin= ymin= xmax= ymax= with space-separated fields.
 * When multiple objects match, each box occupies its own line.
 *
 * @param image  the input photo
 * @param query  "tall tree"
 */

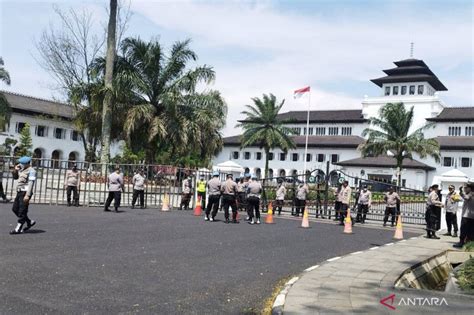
xmin=100 ymin=0 xmax=118 ymax=166
xmin=359 ymin=102 xmax=440 ymax=185
xmin=236 ymin=94 xmax=295 ymax=178
xmin=16 ymin=123 xmax=33 ymax=157
xmin=110 ymin=37 xmax=227 ymax=164
xmin=0 ymin=57 xmax=12 ymax=132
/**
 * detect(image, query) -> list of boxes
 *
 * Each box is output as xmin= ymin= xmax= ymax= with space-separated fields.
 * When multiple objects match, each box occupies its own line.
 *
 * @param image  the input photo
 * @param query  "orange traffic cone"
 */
xmin=343 ymin=208 xmax=353 ymax=234
xmin=194 ymin=196 xmax=202 ymax=216
xmin=301 ymin=207 xmax=310 ymax=228
xmin=266 ymin=202 xmax=275 ymax=224
xmin=393 ymin=215 xmax=403 ymax=240
xmin=161 ymin=193 xmax=170 ymax=211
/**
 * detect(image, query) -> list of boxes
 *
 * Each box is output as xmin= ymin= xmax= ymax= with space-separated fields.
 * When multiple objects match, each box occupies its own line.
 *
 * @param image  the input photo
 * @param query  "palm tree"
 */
xmin=359 ymin=102 xmax=440 ymax=185
xmin=0 ymin=57 xmax=12 ymax=132
xmin=236 ymin=93 xmax=295 ymax=178
xmin=111 ymin=37 xmax=226 ymax=164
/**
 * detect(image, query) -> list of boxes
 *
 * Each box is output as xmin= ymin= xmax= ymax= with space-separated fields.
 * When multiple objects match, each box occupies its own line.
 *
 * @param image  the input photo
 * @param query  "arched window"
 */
xmin=51 ymin=150 xmax=62 ymax=168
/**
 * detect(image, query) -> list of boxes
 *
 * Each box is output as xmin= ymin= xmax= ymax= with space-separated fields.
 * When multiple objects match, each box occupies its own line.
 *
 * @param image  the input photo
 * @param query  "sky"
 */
xmin=0 ymin=0 xmax=473 ymax=136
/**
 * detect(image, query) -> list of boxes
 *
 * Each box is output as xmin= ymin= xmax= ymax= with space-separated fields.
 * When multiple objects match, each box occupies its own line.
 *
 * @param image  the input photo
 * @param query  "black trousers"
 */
xmin=446 ymin=212 xmax=458 ymax=234
xmin=206 ymin=195 xmax=220 ymax=218
xmin=132 ymin=189 xmax=145 ymax=207
xmin=334 ymin=201 xmax=342 ymax=219
xmin=357 ymin=204 xmax=369 ymax=223
xmin=12 ymin=191 xmax=31 ymax=225
xmin=459 ymin=217 xmax=474 ymax=245
xmin=197 ymin=191 xmax=206 ymax=209
xmin=339 ymin=203 xmax=349 ymax=224
xmin=247 ymin=196 xmax=260 ymax=220
xmin=180 ymin=193 xmax=191 ymax=210
xmin=66 ymin=186 xmax=79 ymax=205
xmin=0 ymin=182 xmax=6 ymax=199
xmin=425 ymin=205 xmax=441 ymax=233
xmin=222 ymin=194 xmax=237 ymax=220
xmin=384 ymin=207 xmax=397 ymax=225
xmin=105 ymin=191 xmax=121 ymax=210
xmin=237 ymin=192 xmax=247 ymax=213
xmin=275 ymin=199 xmax=283 ymax=214
xmin=295 ymin=199 xmax=305 ymax=216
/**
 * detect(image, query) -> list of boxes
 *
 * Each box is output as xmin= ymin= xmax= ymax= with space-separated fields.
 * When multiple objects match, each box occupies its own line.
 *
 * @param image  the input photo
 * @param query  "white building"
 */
xmin=213 ymin=58 xmax=474 ymax=190
xmin=0 ymin=91 xmax=121 ymax=163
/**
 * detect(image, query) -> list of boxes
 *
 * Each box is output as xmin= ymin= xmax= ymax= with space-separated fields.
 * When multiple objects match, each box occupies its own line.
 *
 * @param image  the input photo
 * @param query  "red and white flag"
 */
xmin=294 ymin=86 xmax=310 ymax=99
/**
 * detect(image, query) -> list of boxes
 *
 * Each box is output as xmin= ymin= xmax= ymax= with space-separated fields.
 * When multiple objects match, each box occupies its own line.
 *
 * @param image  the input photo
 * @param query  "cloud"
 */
xmin=131 ymin=0 xmax=472 ymax=136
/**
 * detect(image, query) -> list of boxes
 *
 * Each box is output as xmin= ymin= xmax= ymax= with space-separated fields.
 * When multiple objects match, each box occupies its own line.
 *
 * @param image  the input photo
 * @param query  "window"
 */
xmin=308 ymin=127 xmax=313 ymax=135
xmin=448 ymin=126 xmax=462 ymax=136
xmin=35 ymin=125 xmax=47 ymax=137
xmin=71 ymin=130 xmax=80 ymax=141
xmin=393 ymin=86 xmax=399 ymax=95
xmin=306 ymin=154 xmax=312 ymax=162
xmin=292 ymin=127 xmax=301 ymax=135
xmin=402 ymin=179 xmax=406 ymax=187
xmin=466 ymin=126 xmax=473 ymax=136
xmin=443 ymin=157 xmax=453 ymax=167
xmin=317 ymin=154 xmax=325 ymax=162
xmin=409 ymin=85 xmax=415 ymax=95
xmin=384 ymin=86 xmax=390 ymax=96
xmin=331 ymin=154 xmax=339 ymax=163
xmin=15 ymin=122 xmax=26 ymax=133
xmin=268 ymin=153 xmax=274 ymax=161
xmin=54 ymin=128 xmax=65 ymax=139
xmin=401 ymin=86 xmax=407 ymax=95
xmin=461 ymin=157 xmax=472 ymax=168
xmin=315 ymin=127 xmax=326 ymax=135
xmin=255 ymin=152 xmax=262 ymax=160
xmin=341 ymin=127 xmax=352 ymax=136
xmin=417 ymin=85 xmax=424 ymax=95
xmin=232 ymin=151 xmax=239 ymax=159
xmin=291 ymin=153 xmax=299 ymax=161
xmin=244 ymin=152 xmax=251 ymax=160
xmin=279 ymin=153 xmax=286 ymax=161
xmin=328 ymin=127 xmax=339 ymax=135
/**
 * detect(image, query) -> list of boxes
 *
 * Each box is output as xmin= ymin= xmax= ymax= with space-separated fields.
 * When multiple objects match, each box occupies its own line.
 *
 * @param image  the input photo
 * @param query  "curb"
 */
xmin=270 ymin=236 xmax=420 ymax=314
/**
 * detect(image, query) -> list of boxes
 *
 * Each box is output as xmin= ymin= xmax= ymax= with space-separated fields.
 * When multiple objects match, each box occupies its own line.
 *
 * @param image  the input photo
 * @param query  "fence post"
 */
xmin=323 ymin=160 xmax=330 ymax=215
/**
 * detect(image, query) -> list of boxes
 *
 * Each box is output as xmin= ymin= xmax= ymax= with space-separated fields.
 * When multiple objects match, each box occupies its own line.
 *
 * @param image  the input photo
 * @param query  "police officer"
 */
xmin=426 ymin=184 xmax=443 ymax=239
xmin=236 ymin=177 xmax=246 ymax=212
xmin=221 ymin=174 xmax=239 ymax=224
xmin=205 ymin=172 xmax=221 ymax=222
xmin=10 ymin=156 xmax=37 ymax=234
xmin=131 ymin=168 xmax=146 ymax=209
xmin=105 ymin=166 xmax=124 ymax=213
xmin=179 ymin=175 xmax=192 ymax=210
xmin=333 ymin=184 xmax=342 ymax=221
xmin=339 ymin=180 xmax=352 ymax=225
xmin=196 ymin=175 xmax=207 ymax=210
xmin=383 ymin=186 xmax=400 ymax=227
xmin=444 ymin=185 xmax=460 ymax=237
xmin=64 ymin=164 xmax=81 ymax=207
xmin=294 ymin=183 xmax=309 ymax=217
xmin=453 ymin=180 xmax=474 ymax=248
xmin=356 ymin=185 xmax=372 ymax=224
xmin=247 ymin=175 xmax=263 ymax=224
xmin=275 ymin=179 xmax=286 ymax=215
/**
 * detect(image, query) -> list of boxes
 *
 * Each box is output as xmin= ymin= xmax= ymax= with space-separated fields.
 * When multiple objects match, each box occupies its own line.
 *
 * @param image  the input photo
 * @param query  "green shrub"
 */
xmin=456 ymin=257 xmax=474 ymax=294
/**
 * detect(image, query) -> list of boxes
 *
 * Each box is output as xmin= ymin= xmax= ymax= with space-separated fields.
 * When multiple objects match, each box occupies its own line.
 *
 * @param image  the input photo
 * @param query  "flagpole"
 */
xmin=303 ymin=89 xmax=311 ymax=183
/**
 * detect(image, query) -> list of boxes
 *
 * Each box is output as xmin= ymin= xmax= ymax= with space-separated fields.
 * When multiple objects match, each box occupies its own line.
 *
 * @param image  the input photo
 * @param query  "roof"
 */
xmin=435 ymin=136 xmax=474 ymax=150
xmin=371 ymin=58 xmax=447 ymax=91
xmin=426 ymin=107 xmax=474 ymax=122
xmin=274 ymin=109 xmax=367 ymax=124
xmin=335 ymin=156 xmax=436 ymax=171
xmin=223 ymin=135 xmax=365 ymax=148
xmin=1 ymin=91 xmax=75 ymax=120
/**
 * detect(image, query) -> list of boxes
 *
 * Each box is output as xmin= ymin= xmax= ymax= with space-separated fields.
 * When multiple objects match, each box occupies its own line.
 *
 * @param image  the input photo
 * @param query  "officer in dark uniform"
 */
xmin=221 ymin=174 xmax=239 ymax=224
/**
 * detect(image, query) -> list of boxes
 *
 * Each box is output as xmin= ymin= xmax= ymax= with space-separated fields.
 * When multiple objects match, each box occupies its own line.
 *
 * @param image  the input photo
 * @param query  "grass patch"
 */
xmin=463 ymin=241 xmax=474 ymax=252
xmin=456 ymin=257 xmax=474 ymax=294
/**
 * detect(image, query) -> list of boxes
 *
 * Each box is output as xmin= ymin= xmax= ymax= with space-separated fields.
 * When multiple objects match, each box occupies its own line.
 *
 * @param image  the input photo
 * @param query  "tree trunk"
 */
xmin=100 ymin=0 xmax=117 ymax=167
xmin=264 ymin=147 xmax=270 ymax=178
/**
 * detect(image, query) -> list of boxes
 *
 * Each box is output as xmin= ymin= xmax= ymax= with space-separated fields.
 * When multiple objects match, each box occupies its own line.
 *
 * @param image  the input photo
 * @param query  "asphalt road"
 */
xmin=0 ymin=204 xmax=421 ymax=314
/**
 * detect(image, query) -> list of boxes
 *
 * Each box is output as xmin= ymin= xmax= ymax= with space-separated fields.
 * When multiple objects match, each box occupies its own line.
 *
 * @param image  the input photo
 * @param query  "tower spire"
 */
xmin=410 ymin=42 xmax=414 ymax=58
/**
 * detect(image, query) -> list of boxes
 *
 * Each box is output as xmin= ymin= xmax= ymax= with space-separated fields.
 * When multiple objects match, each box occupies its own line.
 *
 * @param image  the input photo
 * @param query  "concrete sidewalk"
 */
xmin=275 ymin=234 xmax=474 ymax=314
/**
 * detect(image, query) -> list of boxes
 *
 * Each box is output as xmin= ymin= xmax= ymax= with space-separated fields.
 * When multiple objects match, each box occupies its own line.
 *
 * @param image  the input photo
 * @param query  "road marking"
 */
xmin=287 ymin=277 xmax=300 ymax=285
xmin=369 ymin=246 xmax=379 ymax=250
xmin=327 ymin=256 xmax=341 ymax=262
xmin=304 ymin=265 xmax=320 ymax=272
xmin=385 ymin=242 xmax=394 ymax=246
xmin=351 ymin=251 xmax=363 ymax=255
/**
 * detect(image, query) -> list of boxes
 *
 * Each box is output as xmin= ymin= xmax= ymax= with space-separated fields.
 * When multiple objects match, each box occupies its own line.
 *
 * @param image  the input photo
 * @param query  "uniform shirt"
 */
xmin=334 ymin=186 xmax=342 ymax=202
xmin=197 ymin=180 xmax=206 ymax=193
xmin=385 ymin=192 xmax=400 ymax=208
xmin=221 ymin=179 xmax=237 ymax=196
xmin=237 ymin=182 xmax=246 ymax=193
xmin=133 ymin=173 xmax=145 ymax=190
xmin=358 ymin=190 xmax=372 ymax=206
xmin=182 ymin=179 xmax=191 ymax=194
xmin=427 ymin=191 xmax=443 ymax=207
xmin=445 ymin=191 xmax=460 ymax=213
xmin=276 ymin=185 xmax=286 ymax=200
xmin=65 ymin=170 xmax=80 ymax=187
xmin=108 ymin=172 xmax=123 ymax=192
xmin=339 ymin=186 xmax=352 ymax=205
xmin=461 ymin=191 xmax=474 ymax=219
xmin=247 ymin=181 xmax=262 ymax=198
xmin=207 ymin=177 xmax=221 ymax=196
xmin=296 ymin=185 xmax=309 ymax=200
xmin=14 ymin=166 xmax=36 ymax=196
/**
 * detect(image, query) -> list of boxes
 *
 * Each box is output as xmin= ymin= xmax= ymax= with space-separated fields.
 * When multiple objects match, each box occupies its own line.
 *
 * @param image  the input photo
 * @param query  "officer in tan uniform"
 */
xmin=64 ymin=164 xmax=81 ymax=207
xmin=221 ymin=174 xmax=239 ymax=224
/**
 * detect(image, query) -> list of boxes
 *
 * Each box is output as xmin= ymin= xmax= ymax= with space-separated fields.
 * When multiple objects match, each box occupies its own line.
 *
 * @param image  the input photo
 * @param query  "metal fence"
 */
xmin=261 ymin=162 xmax=428 ymax=225
xmin=0 ymin=156 xmax=215 ymax=209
